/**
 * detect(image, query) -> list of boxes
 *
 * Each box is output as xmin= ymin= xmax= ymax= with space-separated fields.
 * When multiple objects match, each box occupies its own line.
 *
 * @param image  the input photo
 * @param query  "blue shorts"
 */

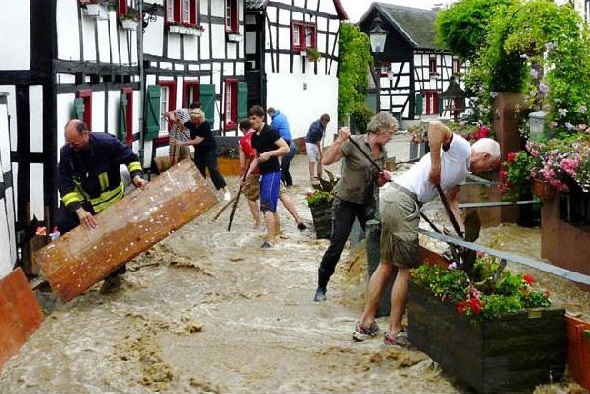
xmin=259 ymin=171 xmax=281 ymax=213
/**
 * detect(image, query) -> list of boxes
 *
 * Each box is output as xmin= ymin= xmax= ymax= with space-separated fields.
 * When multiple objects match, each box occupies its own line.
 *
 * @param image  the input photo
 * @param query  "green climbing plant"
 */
xmin=337 ymin=23 xmax=373 ymax=123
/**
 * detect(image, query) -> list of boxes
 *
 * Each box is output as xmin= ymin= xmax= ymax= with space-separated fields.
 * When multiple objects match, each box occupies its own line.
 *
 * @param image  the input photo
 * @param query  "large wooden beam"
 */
xmin=0 ymin=268 xmax=44 ymax=375
xmin=34 ymin=160 xmax=219 ymax=303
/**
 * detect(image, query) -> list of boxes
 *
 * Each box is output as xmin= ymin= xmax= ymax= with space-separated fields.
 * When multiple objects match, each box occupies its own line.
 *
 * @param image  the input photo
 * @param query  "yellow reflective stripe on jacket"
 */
xmin=128 ymin=161 xmax=142 ymax=173
xmin=90 ymin=181 xmax=125 ymax=212
xmin=98 ymin=172 xmax=109 ymax=191
xmin=62 ymin=191 xmax=83 ymax=207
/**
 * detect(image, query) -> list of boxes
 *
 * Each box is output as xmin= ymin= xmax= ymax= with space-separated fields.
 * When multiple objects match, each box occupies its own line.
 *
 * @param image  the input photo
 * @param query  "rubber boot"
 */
xmin=313 ymin=267 xmax=330 ymax=302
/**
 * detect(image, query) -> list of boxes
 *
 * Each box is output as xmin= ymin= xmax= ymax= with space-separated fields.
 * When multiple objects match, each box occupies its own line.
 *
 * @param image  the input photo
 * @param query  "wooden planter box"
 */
xmin=565 ymin=315 xmax=590 ymax=391
xmin=408 ymin=281 xmax=566 ymax=393
xmin=217 ymin=157 xmax=241 ymax=176
xmin=309 ymin=202 xmax=332 ymax=240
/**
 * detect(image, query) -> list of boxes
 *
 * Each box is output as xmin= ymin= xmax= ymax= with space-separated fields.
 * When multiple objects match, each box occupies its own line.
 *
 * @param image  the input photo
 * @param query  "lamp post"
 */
xmin=369 ymin=17 xmax=387 ymax=55
xmin=369 ymin=17 xmax=387 ymax=116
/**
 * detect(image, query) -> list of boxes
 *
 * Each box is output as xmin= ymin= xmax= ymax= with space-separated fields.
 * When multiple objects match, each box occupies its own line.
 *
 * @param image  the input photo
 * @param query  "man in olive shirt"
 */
xmin=313 ymin=112 xmax=399 ymax=302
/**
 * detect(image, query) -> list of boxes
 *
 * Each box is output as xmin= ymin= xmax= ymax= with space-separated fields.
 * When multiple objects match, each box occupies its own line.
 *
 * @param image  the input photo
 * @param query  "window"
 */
xmin=182 ymin=81 xmax=200 ymax=108
xmin=76 ymin=89 xmax=92 ymax=128
xmin=429 ymin=56 xmax=437 ymax=75
xmin=291 ymin=21 xmax=316 ymax=51
xmin=165 ymin=0 xmax=198 ymax=26
xmin=157 ymin=80 xmax=177 ymax=139
xmin=452 ymin=58 xmax=461 ymax=74
xmin=224 ymin=79 xmax=238 ymax=131
xmin=225 ymin=0 xmax=238 ymax=33
xmin=376 ymin=62 xmax=391 ymax=77
xmin=423 ymin=90 xmax=439 ymax=115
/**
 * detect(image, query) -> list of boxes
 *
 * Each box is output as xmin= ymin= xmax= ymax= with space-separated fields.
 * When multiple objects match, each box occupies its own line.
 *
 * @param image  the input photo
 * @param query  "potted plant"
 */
xmin=408 ymin=253 xmax=566 ymax=393
xmin=120 ymin=9 xmax=139 ymax=30
xmin=306 ymin=48 xmax=322 ymax=62
xmin=305 ymin=170 xmax=338 ymax=239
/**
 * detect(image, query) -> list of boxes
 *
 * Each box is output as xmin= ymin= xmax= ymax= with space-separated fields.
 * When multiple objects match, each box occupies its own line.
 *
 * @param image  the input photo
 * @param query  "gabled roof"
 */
xmin=361 ymin=3 xmax=437 ymax=49
xmin=246 ymin=0 xmax=348 ymax=20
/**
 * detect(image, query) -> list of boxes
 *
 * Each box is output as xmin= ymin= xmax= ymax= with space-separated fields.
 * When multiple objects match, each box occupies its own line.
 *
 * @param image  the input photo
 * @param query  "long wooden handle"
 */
xmin=435 ymin=184 xmax=463 ymax=239
xmin=227 ymin=159 xmax=252 ymax=231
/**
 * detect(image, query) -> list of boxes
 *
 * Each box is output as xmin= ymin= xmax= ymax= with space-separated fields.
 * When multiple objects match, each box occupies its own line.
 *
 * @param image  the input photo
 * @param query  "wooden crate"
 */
xmin=408 ymin=281 xmax=566 ymax=393
xmin=34 ymin=160 xmax=219 ymax=303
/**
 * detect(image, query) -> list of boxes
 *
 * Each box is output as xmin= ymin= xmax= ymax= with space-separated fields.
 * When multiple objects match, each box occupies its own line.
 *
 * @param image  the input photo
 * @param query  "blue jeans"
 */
xmin=281 ymin=140 xmax=297 ymax=186
xmin=317 ymin=196 xmax=377 ymax=289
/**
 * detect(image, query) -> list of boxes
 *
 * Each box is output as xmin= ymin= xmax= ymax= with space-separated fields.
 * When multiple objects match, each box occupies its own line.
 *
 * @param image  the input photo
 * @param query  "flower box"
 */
xmin=121 ymin=19 xmax=138 ymax=31
xmin=84 ymin=3 xmax=102 ymax=18
xmin=309 ymin=201 xmax=332 ymax=240
xmin=169 ymin=25 xmax=202 ymax=36
xmin=565 ymin=315 xmax=590 ymax=391
xmin=532 ymin=178 xmax=556 ymax=204
xmin=407 ymin=281 xmax=567 ymax=393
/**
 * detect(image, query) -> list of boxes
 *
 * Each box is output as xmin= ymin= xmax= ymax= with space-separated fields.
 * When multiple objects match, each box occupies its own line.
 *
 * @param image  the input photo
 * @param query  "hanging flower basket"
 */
xmin=532 ymin=178 xmax=556 ymax=204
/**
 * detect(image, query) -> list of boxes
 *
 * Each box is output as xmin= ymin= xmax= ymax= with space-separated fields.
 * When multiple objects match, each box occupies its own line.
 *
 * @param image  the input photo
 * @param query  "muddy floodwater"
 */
xmin=1 ymin=152 xmax=589 ymax=394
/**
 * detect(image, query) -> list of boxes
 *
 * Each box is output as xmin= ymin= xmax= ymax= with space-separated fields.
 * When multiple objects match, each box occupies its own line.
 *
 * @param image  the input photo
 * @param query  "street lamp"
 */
xmin=369 ymin=17 xmax=387 ymax=53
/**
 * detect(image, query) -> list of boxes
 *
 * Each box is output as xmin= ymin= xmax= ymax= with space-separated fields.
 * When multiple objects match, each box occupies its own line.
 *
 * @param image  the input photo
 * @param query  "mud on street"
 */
xmin=1 ymin=153 xmax=589 ymax=394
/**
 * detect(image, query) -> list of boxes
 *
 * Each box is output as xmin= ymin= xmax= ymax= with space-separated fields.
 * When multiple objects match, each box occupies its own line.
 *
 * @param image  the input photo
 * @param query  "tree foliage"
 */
xmin=435 ymin=0 xmax=516 ymax=60
xmin=338 ymin=23 xmax=373 ymax=123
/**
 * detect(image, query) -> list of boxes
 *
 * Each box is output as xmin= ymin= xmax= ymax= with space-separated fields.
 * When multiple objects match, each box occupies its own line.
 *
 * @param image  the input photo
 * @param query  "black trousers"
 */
xmin=194 ymin=150 xmax=228 ymax=190
xmin=317 ymin=196 xmax=377 ymax=289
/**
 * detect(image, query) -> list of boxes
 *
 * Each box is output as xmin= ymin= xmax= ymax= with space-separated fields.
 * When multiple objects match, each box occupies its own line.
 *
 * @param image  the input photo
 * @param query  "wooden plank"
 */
xmin=34 ymin=160 xmax=219 ymax=303
xmin=0 ymin=268 xmax=44 ymax=374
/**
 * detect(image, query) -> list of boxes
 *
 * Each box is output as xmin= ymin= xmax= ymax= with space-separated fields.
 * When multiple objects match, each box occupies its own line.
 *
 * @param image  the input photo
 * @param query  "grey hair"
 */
xmin=471 ymin=138 xmax=501 ymax=160
xmin=367 ymin=112 xmax=399 ymax=134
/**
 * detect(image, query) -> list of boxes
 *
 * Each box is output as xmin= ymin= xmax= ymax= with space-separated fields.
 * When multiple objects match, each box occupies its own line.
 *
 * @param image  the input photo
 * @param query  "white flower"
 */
xmin=520 ymin=54 xmax=529 ymax=59
xmin=545 ymin=42 xmax=555 ymax=51
xmin=578 ymin=105 xmax=587 ymax=114
xmin=558 ymin=108 xmax=568 ymax=117
xmin=530 ymin=69 xmax=539 ymax=79
xmin=490 ymin=92 xmax=499 ymax=98
xmin=565 ymin=122 xmax=575 ymax=131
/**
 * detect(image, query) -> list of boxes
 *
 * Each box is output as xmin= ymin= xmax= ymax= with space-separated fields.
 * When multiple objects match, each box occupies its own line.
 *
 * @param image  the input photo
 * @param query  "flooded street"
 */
xmin=1 ymin=148 xmax=588 ymax=393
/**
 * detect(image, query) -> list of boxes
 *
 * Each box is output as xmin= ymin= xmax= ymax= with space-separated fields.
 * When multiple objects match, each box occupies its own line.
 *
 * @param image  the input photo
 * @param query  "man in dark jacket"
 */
xmin=56 ymin=119 xmax=147 ymax=292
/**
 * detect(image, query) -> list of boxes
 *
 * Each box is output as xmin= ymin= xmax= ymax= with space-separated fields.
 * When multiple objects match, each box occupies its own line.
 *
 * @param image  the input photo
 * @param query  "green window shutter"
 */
xmin=73 ymin=98 xmax=85 ymax=120
xmin=199 ymin=84 xmax=216 ymax=123
xmin=415 ymin=93 xmax=423 ymax=116
xmin=237 ymin=82 xmax=248 ymax=120
xmin=118 ymin=94 xmax=128 ymax=143
xmin=438 ymin=95 xmax=443 ymax=116
xmin=145 ymin=85 xmax=161 ymax=141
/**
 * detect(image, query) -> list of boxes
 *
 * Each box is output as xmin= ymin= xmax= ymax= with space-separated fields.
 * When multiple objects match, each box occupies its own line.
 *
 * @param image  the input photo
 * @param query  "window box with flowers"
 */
xmin=81 ymin=0 xmax=105 ymax=18
xmin=306 ymin=48 xmax=322 ymax=63
xmin=119 ymin=10 xmax=139 ymax=31
xmin=168 ymin=22 xmax=204 ymax=36
xmin=408 ymin=255 xmax=565 ymax=393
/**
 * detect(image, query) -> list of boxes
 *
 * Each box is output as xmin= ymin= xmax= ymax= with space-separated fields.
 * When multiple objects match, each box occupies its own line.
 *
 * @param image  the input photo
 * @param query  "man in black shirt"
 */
xmin=245 ymin=105 xmax=290 ymax=248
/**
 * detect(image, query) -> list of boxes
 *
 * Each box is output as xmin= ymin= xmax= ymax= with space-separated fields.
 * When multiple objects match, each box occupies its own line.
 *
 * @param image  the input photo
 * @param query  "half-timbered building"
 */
xmin=358 ymin=3 xmax=465 ymax=122
xmin=0 ymin=0 xmax=248 ymax=274
xmin=245 ymin=0 xmax=347 ymax=141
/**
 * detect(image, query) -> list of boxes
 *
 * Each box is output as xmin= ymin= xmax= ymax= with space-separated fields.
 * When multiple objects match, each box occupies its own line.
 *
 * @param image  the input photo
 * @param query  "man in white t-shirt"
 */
xmin=352 ymin=121 xmax=501 ymax=346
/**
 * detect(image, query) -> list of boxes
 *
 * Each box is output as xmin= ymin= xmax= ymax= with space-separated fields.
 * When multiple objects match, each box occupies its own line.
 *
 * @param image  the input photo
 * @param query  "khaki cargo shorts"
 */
xmin=380 ymin=187 xmax=421 ymax=269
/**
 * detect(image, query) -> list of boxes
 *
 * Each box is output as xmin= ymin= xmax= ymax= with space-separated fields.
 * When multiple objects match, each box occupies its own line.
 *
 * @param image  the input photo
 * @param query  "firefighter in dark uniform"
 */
xmin=56 ymin=119 xmax=148 ymax=293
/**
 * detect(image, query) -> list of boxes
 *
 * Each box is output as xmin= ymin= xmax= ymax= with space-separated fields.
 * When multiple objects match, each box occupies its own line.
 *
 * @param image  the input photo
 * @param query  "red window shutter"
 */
xmin=76 ymin=89 xmax=92 ymax=128
xmin=190 ymin=0 xmax=197 ymax=26
xmin=118 ymin=0 xmax=128 ymax=16
xmin=174 ymin=0 xmax=181 ymax=23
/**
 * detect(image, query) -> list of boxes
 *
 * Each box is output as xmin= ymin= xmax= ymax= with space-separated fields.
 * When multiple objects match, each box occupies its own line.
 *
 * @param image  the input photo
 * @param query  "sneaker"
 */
xmin=313 ymin=287 xmax=327 ymax=302
xmin=260 ymin=241 xmax=272 ymax=249
xmin=297 ymin=222 xmax=307 ymax=231
xmin=352 ymin=321 xmax=380 ymax=342
xmin=99 ymin=275 xmax=122 ymax=294
xmin=383 ymin=330 xmax=409 ymax=347
xmin=223 ymin=191 xmax=231 ymax=201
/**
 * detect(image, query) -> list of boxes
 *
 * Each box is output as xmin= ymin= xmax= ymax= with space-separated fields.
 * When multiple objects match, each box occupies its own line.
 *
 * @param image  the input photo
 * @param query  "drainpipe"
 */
xmin=137 ymin=0 xmax=145 ymax=169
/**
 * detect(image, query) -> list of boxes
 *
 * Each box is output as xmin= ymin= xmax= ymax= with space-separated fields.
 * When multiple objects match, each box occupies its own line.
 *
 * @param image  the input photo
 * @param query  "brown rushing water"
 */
xmin=0 ymin=154 xmax=587 ymax=394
